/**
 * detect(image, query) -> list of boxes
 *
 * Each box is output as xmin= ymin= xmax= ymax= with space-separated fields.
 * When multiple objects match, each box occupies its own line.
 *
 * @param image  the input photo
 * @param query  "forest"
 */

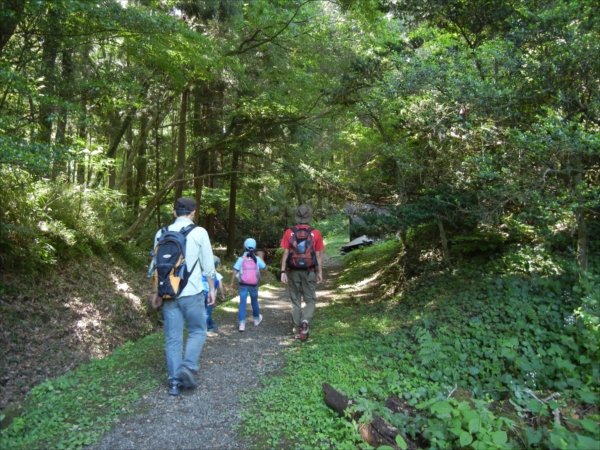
xmin=0 ymin=0 xmax=598 ymax=449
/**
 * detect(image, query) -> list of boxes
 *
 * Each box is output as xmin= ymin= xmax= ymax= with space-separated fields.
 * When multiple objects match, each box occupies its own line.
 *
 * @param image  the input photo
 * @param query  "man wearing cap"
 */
xmin=150 ymin=197 xmax=216 ymax=396
xmin=280 ymin=204 xmax=324 ymax=341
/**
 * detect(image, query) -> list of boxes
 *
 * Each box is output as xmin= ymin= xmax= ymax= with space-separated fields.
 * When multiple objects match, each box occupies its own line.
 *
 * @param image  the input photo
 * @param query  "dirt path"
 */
xmin=93 ymin=256 xmax=342 ymax=450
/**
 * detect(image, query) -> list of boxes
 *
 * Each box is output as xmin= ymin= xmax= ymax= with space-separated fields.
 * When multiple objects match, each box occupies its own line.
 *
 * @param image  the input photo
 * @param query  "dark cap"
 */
xmin=175 ymin=197 xmax=196 ymax=213
xmin=295 ymin=204 xmax=313 ymax=224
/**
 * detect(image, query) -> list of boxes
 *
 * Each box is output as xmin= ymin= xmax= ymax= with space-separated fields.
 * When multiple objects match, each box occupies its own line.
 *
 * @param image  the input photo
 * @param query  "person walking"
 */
xmin=203 ymin=256 xmax=226 ymax=332
xmin=279 ymin=204 xmax=324 ymax=341
xmin=229 ymin=238 xmax=267 ymax=332
xmin=150 ymin=198 xmax=216 ymax=396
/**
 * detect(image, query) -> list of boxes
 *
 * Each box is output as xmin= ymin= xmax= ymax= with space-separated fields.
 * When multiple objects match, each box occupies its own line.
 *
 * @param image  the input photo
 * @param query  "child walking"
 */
xmin=230 ymin=238 xmax=267 ymax=332
xmin=203 ymin=256 xmax=226 ymax=332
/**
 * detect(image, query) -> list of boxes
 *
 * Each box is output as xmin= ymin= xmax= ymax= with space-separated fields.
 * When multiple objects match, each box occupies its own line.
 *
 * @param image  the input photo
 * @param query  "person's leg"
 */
xmin=299 ymin=270 xmax=317 ymax=324
xmin=206 ymin=303 xmax=215 ymax=329
xmin=161 ymin=299 xmax=184 ymax=382
xmin=249 ymin=285 xmax=260 ymax=319
xmin=238 ymin=285 xmax=249 ymax=324
xmin=287 ymin=270 xmax=303 ymax=329
xmin=178 ymin=293 xmax=206 ymax=372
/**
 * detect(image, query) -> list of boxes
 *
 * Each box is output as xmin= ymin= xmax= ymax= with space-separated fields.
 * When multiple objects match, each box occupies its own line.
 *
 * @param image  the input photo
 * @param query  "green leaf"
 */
xmin=431 ymin=401 xmax=453 ymax=416
xmin=576 ymin=433 xmax=599 ymax=448
xmin=578 ymin=390 xmax=598 ymax=404
xmin=377 ymin=446 xmax=394 ymax=450
xmin=526 ymin=428 xmax=542 ymax=445
xmin=396 ymin=434 xmax=408 ymax=450
xmin=469 ymin=418 xmax=481 ymax=434
xmin=468 ymin=366 xmax=480 ymax=376
xmin=527 ymin=399 xmax=544 ymax=413
xmin=450 ymin=427 xmax=463 ymax=437
xmin=460 ymin=430 xmax=474 ymax=446
xmin=491 ymin=430 xmax=508 ymax=446
xmin=579 ymin=418 xmax=599 ymax=433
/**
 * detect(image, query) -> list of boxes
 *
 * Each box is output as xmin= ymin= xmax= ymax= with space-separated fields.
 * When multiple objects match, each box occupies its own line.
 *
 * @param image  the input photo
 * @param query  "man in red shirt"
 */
xmin=280 ymin=204 xmax=324 ymax=341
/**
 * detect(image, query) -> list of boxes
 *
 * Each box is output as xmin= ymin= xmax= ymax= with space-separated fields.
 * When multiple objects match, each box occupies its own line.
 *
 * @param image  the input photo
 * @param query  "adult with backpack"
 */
xmin=150 ymin=197 xmax=216 ymax=396
xmin=279 ymin=204 xmax=324 ymax=341
xmin=229 ymin=238 xmax=267 ymax=332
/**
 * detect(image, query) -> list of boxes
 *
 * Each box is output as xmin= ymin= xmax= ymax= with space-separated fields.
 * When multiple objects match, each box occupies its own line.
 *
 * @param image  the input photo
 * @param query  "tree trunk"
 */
xmin=175 ymin=89 xmax=189 ymax=199
xmin=192 ymin=85 xmax=205 ymax=224
xmin=126 ymin=120 xmax=134 ymax=209
xmin=226 ymin=147 xmax=240 ymax=258
xmin=76 ymin=95 xmax=87 ymax=184
xmin=437 ymin=219 xmax=452 ymax=269
xmin=38 ymin=9 xmax=61 ymax=144
xmin=155 ymin=112 xmax=162 ymax=230
xmin=133 ymin=111 xmax=149 ymax=217
xmin=52 ymin=49 xmax=73 ymax=180
xmin=573 ymin=157 xmax=588 ymax=272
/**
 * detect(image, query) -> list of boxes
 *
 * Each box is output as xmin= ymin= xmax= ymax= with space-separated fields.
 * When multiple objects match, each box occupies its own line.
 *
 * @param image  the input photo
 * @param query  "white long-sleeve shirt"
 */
xmin=153 ymin=217 xmax=215 ymax=297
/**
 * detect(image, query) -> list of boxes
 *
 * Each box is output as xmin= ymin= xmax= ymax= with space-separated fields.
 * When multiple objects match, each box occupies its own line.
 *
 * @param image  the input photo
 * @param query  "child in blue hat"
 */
xmin=229 ymin=238 xmax=267 ymax=332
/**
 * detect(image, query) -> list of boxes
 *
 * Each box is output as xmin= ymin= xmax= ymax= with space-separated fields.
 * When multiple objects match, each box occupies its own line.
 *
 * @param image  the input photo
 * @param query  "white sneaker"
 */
xmin=254 ymin=314 xmax=263 ymax=326
xmin=239 ymin=322 xmax=245 ymax=332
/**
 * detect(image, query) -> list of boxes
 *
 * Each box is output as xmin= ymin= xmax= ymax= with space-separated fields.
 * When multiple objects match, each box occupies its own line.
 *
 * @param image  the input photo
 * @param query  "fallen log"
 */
xmin=322 ymin=383 xmax=417 ymax=450
xmin=322 ymin=382 xmax=357 ymax=418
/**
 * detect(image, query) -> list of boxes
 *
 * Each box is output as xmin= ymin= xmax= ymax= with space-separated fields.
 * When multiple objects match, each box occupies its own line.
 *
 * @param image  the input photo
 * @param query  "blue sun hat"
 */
xmin=244 ymin=238 xmax=257 ymax=250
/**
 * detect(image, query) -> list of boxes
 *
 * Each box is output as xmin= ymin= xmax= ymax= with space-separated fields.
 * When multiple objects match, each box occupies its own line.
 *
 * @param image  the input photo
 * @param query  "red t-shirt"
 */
xmin=280 ymin=225 xmax=324 ymax=251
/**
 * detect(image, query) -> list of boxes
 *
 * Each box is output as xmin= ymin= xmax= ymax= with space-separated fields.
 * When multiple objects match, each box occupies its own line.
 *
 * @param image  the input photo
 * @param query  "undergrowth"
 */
xmin=240 ymin=236 xmax=600 ymax=449
xmin=0 ymin=334 xmax=165 ymax=450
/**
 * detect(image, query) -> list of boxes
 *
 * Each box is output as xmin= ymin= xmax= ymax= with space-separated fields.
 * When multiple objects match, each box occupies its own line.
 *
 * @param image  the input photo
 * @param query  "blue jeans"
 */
xmin=238 ymin=284 xmax=259 ymax=323
xmin=161 ymin=292 xmax=206 ymax=382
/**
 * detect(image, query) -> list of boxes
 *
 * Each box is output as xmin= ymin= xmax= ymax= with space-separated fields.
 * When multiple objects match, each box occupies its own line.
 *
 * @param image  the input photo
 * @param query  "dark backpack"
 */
xmin=286 ymin=226 xmax=316 ymax=270
xmin=151 ymin=224 xmax=197 ymax=299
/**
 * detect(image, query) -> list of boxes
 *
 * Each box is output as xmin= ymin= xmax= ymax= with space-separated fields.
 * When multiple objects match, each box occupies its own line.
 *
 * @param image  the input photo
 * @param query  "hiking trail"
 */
xmin=93 ymin=253 xmax=342 ymax=450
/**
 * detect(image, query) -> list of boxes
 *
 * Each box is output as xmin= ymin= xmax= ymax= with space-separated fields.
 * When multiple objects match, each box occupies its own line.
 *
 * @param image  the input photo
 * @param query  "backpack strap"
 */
xmin=290 ymin=226 xmax=298 ymax=234
xmin=179 ymin=224 xmax=197 ymax=236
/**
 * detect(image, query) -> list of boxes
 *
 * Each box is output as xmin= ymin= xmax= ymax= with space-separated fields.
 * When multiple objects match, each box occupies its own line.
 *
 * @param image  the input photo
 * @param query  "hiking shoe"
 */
xmin=239 ymin=322 xmax=246 ymax=332
xmin=168 ymin=381 xmax=181 ymax=396
xmin=254 ymin=314 xmax=263 ymax=326
xmin=207 ymin=321 xmax=217 ymax=332
xmin=178 ymin=366 xmax=198 ymax=389
xmin=299 ymin=320 xmax=309 ymax=341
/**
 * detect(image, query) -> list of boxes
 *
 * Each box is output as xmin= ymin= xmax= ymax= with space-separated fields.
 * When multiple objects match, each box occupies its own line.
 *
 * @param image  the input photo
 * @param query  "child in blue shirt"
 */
xmin=229 ymin=238 xmax=267 ymax=332
xmin=203 ymin=256 xmax=225 ymax=332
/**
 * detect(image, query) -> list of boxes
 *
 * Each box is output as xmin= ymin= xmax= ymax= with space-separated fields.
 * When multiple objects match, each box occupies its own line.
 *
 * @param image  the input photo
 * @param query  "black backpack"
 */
xmin=151 ymin=224 xmax=197 ymax=299
xmin=286 ymin=226 xmax=317 ymax=270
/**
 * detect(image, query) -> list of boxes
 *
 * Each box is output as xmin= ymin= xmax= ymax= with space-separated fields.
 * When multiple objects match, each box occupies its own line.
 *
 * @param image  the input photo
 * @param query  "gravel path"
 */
xmin=93 ymin=256 xmax=341 ymax=450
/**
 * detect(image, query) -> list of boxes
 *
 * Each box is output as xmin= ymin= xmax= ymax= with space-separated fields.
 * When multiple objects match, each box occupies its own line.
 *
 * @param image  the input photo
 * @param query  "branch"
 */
xmin=226 ymin=0 xmax=315 ymax=56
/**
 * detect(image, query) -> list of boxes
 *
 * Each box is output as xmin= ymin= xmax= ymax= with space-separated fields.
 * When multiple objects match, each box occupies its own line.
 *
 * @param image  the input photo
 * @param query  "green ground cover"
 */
xmin=0 ymin=334 xmax=164 ymax=450
xmin=240 ymin=236 xmax=599 ymax=449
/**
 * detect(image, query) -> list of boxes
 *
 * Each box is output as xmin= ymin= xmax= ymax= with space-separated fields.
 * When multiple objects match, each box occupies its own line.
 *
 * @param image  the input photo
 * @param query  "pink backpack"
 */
xmin=239 ymin=256 xmax=259 ymax=285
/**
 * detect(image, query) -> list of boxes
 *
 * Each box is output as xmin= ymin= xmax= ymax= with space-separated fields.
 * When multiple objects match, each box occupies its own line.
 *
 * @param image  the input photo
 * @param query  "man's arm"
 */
xmin=280 ymin=248 xmax=290 ymax=284
xmin=205 ymin=276 xmax=215 ymax=306
xmin=316 ymin=250 xmax=323 ymax=284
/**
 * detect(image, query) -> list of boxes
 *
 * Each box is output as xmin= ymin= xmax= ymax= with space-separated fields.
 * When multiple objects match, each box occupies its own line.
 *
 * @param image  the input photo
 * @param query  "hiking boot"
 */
xmin=254 ymin=314 xmax=263 ymax=326
xmin=207 ymin=321 xmax=217 ymax=332
xmin=299 ymin=320 xmax=309 ymax=341
xmin=168 ymin=381 xmax=181 ymax=396
xmin=239 ymin=322 xmax=246 ymax=332
xmin=178 ymin=366 xmax=198 ymax=389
